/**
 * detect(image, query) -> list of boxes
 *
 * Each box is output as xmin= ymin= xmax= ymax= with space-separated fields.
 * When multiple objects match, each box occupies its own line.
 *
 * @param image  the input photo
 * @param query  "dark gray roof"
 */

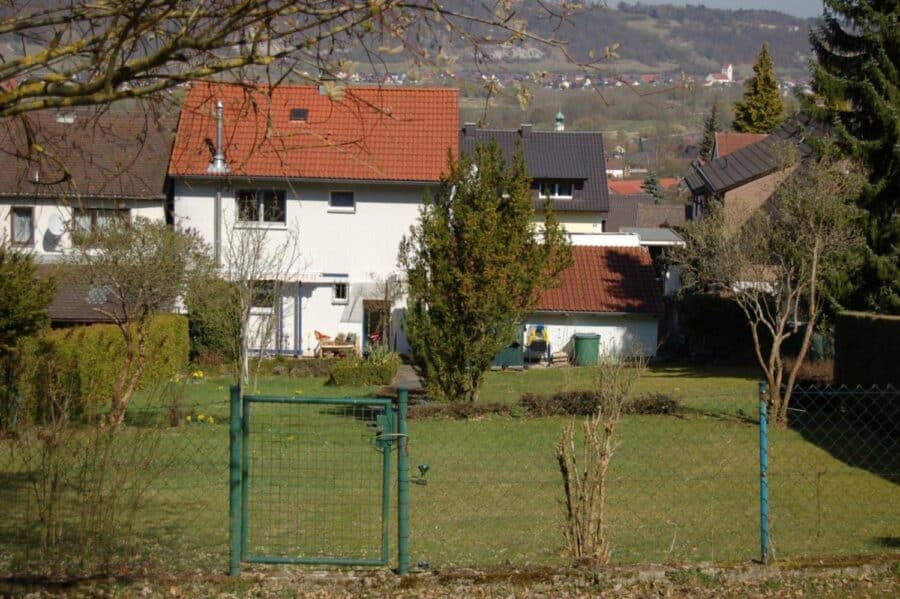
xmin=36 ymin=264 xmax=123 ymax=324
xmin=685 ymin=113 xmax=825 ymax=196
xmin=459 ymin=124 xmax=609 ymax=212
xmin=606 ymin=194 xmax=687 ymax=231
xmin=0 ymin=108 xmax=176 ymax=200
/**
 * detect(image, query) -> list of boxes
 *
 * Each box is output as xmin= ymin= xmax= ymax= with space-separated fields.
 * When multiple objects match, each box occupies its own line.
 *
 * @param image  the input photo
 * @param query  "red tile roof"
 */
xmin=169 ymin=82 xmax=458 ymax=182
xmin=608 ymin=178 xmax=678 ymax=195
xmin=715 ymin=132 xmax=768 ymax=157
xmin=538 ymin=246 xmax=663 ymax=314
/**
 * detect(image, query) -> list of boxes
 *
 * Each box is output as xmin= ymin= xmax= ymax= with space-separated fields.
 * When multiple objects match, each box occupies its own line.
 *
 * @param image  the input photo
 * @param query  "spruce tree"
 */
xmin=732 ymin=44 xmax=784 ymax=133
xmin=699 ymin=104 xmax=720 ymax=161
xmin=642 ymin=172 xmax=665 ymax=203
xmin=808 ymin=0 xmax=900 ymax=313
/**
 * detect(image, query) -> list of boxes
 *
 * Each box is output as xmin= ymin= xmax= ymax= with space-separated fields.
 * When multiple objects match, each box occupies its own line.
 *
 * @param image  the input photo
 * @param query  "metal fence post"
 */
xmin=241 ymin=392 xmax=250 ymax=559
xmin=229 ymin=385 xmax=242 ymax=576
xmin=397 ymin=387 xmax=410 ymax=575
xmin=759 ymin=380 xmax=769 ymax=565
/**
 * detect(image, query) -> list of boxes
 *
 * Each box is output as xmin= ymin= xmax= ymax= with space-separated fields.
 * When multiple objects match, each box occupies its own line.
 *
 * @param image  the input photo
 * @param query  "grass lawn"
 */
xmin=1 ymin=364 xmax=896 ymax=576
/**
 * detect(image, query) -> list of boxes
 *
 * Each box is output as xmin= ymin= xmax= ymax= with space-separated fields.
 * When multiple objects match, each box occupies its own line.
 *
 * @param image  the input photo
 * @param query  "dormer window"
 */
xmin=290 ymin=108 xmax=309 ymax=122
xmin=539 ymin=181 xmax=574 ymax=199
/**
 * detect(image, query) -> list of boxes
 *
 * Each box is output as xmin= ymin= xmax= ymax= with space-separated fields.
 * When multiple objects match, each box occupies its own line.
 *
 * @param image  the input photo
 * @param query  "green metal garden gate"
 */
xmin=229 ymin=387 xmax=410 ymax=575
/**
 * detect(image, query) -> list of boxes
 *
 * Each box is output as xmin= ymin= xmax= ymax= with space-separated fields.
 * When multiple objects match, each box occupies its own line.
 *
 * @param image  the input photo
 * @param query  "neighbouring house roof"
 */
xmin=608 ymin=177 xmax=678 ymax=195
xmin=620 ymin=227 xmax=685 ymax=246
xmin=605 ymin=158 xmax=625 ymax=170
xmin=685 ymin=113 xmax=824 ymax=195
xmin=459 ymin=124 xmax=609 ymax=212
xmin=605 ymin=194 xmax=687 ymax=231
xmin=538 ymin=245 xmax=663 ymax=314
xmin=0 ymin=109 xmax=175 ymax=200
xmin=36 ymin=264 xmax=123 ymax=324
xmin=169 ymin=82 xmax=458 ymax=183
xmin=714 ymin=132 xmax=767 ymax=158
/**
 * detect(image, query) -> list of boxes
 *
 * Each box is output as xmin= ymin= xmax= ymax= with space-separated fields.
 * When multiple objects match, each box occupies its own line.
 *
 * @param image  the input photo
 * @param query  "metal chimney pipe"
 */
xmin=208 ymin=100 xmax=229 ymax=173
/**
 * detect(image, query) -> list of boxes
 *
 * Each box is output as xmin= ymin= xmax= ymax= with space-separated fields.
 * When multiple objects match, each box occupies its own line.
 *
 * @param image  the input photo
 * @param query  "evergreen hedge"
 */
xmin=834 ymin=312 xmax=900 ymax=386
xmin=17 ymin=315 xmax=188 ymax=422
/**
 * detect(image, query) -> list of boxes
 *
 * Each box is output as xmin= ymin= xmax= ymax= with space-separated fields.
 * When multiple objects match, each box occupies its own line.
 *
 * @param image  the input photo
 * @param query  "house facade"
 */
xmin=459 ymin=123 xmax=610 ymax=234
xmin=684 ymin=115 xmax=821 ymax=227
xmin=1 ymin=110 xmax=173 ymax=260
xmin=0 ymin=109 xmax=174 ymax=324
xmin=168 ymin=83 xmax=458 ymax=355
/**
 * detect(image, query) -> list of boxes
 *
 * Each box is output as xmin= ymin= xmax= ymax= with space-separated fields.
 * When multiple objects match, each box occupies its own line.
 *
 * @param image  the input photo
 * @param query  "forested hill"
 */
xmin=393 ymin=2 xmax=816 ymax=78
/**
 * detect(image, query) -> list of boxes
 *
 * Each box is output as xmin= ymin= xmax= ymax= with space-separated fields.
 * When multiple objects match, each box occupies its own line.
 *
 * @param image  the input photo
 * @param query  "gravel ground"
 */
xmin=3 ymin=556 xmax=898 ymax=598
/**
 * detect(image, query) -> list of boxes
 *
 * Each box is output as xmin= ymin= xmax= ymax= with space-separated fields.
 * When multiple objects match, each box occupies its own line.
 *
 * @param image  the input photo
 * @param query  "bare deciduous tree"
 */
xmin=0 ymin=1 xmax=598 ymax=118
xmin=69 ymin=216 xmax=213 ymax=426
xmin=556 ymin=356 xmax=645 ymax=564
xmin=219 ymin=212 xmax=304 ymax=388
xmin=675 ymin=157 xmax=866 ymax=426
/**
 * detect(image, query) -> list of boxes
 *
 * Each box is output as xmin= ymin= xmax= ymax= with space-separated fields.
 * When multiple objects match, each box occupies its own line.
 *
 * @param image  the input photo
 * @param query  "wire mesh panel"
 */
xmin=242 ymin=396 xmax=392 ymax=565
xmin=405 ymin=391 xmax=760 ymax=568
xmin=768 ymin=385 xmax=900 ymax=561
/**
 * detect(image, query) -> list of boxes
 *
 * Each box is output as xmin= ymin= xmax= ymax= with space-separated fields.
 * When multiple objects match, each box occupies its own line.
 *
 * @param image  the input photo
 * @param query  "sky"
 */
xmin=615 ymin=1 xmax=824 ymax=19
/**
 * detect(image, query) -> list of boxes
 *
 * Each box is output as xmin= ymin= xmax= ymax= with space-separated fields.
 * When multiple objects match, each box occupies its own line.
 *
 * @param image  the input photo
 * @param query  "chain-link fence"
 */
xmin=0 ymin=380 xmax=896 ymax=577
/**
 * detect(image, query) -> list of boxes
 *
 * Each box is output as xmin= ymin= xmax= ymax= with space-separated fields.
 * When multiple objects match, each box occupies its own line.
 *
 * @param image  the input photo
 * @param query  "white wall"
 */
xmin=175 ymin=178 xmax=429 ymax=354
xmin=0 ymin=199 xmax=165 ymax=260
xmin=525 ymin=312 xmax=659 ymax=357
xmin=173 ymin=179 xmax=429 ymax=280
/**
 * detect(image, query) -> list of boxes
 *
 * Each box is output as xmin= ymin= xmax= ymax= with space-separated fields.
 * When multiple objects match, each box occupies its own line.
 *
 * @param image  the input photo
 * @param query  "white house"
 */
xmin=526 ymin=243 xmax=664 ymax=358
xmin=168 ymin=82 xmax=459 ymax=355
xmin=705 ymin=64 xmax=734 ymax=86
xmin=0 ymin=109 xmax=174 ymax=323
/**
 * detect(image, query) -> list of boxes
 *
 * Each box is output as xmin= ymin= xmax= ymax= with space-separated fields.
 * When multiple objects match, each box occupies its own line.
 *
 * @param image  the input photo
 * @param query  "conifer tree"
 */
xmin=700 ymin=104 xmax=721 ymax=162
xmin=808 ymin=0 xmax=900 ymax=313
xmin=642 ymin=172 xmax=665 ymax=203
xmin=733 ymin=44 xmax=784 ymax=133
xmin=400 ymin=141 xmax=571 ymax=402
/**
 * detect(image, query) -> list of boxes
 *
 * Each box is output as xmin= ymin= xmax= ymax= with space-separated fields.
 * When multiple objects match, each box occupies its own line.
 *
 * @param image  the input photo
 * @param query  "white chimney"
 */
xmin=555 ymin=111 xmax=565 ymax=132
xmin=208 ymin=100 xmax=229 ymax=174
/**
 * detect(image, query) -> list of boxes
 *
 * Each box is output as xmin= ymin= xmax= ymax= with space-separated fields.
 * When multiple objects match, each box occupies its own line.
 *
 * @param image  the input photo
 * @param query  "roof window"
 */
xmin=290 ymin=108 xmax=309 ymax=122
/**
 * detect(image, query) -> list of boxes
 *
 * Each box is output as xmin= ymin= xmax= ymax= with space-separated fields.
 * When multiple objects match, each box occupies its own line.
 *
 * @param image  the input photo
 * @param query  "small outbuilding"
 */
xmin=526 ymin=245 xmax=664 ymax=359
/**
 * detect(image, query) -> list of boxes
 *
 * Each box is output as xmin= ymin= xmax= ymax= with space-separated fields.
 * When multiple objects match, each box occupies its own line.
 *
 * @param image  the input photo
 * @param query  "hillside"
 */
xmin=351 ymin=2 xmax=815 ymax=80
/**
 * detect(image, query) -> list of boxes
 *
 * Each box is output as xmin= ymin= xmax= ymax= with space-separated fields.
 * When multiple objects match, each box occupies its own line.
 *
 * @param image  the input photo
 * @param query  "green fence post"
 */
xmin=397 ymin=387 xmax=410 ymax=575
xmin=229 ymin=385 xmax=241 ymax=576
xmin=759 ymin=380 xmax=769 ymax=565
xmin=241 ymin=392 xmax=250 ymax=559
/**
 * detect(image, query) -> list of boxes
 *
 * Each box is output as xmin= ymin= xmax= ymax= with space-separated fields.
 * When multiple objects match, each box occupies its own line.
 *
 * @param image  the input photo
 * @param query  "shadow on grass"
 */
xmin=787 ymin=388 xmax=900 ymax=485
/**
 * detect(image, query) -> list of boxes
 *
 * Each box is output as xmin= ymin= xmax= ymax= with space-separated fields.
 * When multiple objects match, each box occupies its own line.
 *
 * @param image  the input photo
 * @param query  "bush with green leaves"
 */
xmin=328 ymin=347 xmax=399 ymax=387
xmin=16 ymin=315 xmax=188 ymax=423
xmin=184 ymin=276 xmax=240 ymax=364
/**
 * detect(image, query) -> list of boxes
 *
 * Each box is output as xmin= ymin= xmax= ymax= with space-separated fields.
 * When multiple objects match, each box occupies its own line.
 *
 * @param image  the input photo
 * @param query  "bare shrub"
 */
xmin=556 ymin=357 xmax=645 ymax=565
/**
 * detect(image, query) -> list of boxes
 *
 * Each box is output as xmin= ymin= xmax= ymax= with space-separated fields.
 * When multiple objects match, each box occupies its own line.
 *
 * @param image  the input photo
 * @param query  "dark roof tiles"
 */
xmin=0 ymin=110 xmax=175 ymax=200
xmin=459 ymin=125 xmax=609 ymax=212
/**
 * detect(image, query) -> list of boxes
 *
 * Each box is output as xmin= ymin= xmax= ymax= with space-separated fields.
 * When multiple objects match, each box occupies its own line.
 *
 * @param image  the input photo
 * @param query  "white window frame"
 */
xmin=250 ymin=280 xmax=277 ymax=314
xmin=10 ymin=206 xmax=34 ymax=246
xmin=236 ymin=189 xmax=287 ymax=226
xmin=540 ymin=181 xmax=574 ymax=200
xmin=332 ymin=281 xmax=349 ymax=305
xmin=328 ymin=190 xmax=355 ymax=213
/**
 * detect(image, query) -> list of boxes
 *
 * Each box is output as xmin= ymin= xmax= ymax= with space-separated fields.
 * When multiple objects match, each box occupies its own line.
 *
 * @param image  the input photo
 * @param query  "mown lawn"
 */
xmin=1 ymin=364 xmax=896 ymax=576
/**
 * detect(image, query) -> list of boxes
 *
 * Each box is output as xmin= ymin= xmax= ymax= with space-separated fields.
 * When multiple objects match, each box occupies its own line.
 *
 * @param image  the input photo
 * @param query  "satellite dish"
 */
xmin=47 ymin=214 xmax=65 ymax=236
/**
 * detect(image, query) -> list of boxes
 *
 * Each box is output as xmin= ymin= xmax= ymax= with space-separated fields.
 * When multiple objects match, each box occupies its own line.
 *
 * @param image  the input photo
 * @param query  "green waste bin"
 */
xmin=573 ymin=333 xmax=600 ymax=366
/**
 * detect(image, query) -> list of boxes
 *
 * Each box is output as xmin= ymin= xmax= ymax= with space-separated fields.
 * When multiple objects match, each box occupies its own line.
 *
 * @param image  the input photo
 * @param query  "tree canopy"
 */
xmin=699 ymin=104 xmax=721 ymax=162
xmin=808 ymin=0 xmax=900 ymax=313
xmin=0 ymin=1 xmax=590 ymax=119
xmin=733 ymin=43 xmax=784 ymax=133
xmin=674 ymin=156 xmax=865 ymax=426
xmin=399 ymin=141 xmax=571 ymax=402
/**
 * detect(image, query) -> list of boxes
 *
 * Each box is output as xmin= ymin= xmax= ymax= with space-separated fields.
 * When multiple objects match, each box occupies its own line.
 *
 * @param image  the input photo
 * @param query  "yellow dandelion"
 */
xmin=186 ymin=415 xmax=192 ymax=423
xmin=208 ymin=416 xmax=216 ymax=424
